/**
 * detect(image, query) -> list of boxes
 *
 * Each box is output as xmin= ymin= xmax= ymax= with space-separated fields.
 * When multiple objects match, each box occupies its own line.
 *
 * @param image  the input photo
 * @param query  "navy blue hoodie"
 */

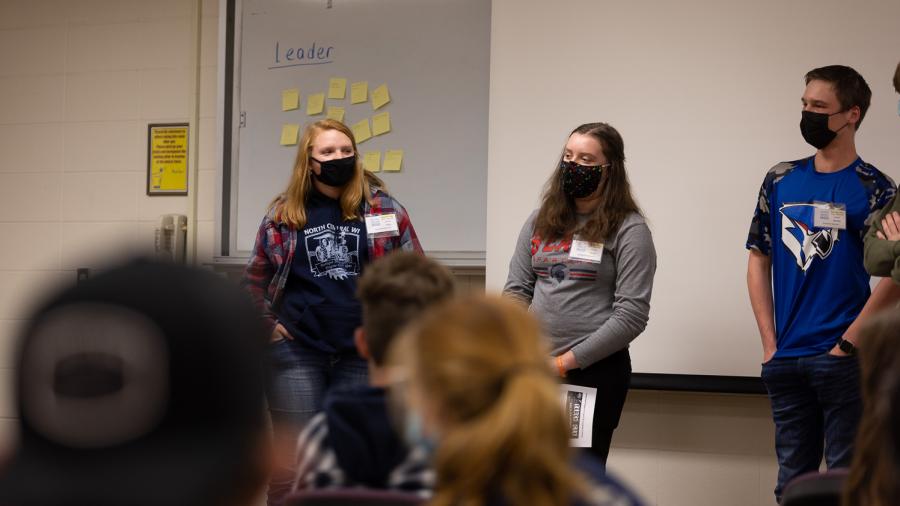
xmin=279 ymin=188 xmax=369 ymax=354
xmin=322 ymin=386 xmax=410 ymax=486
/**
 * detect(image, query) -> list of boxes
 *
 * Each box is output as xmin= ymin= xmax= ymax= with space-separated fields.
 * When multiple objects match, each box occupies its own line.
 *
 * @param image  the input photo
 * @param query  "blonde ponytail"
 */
xmin=391 ymin=296 xmax=589 ymax=506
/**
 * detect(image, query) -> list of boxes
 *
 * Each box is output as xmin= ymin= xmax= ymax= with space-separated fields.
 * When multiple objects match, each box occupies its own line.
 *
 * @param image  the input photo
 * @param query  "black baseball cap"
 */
xmin=0 ymin=260 xmax=268 ymax=506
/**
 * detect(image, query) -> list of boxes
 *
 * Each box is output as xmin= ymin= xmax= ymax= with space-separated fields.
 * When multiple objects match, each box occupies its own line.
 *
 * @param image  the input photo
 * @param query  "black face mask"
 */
xmin=311 ymin=155 xmax=357 ymax=187
xmin=560 ymin=160 xmax=605 ymax=198
xmin=800 ymin=110 xmax=849 ymax=150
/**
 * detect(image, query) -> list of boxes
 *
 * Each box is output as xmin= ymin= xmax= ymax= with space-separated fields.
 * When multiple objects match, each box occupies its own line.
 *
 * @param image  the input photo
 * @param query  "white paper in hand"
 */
xmin=560 ymin=383 xmax=597 ymax=447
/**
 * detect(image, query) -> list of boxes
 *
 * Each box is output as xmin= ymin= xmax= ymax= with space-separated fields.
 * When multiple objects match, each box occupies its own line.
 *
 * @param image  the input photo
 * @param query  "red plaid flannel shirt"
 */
xmin=240 ymin=188 xmax=423 ymax=336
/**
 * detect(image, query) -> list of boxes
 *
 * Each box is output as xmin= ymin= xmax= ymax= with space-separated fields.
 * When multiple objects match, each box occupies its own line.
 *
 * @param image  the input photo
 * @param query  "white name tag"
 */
xmin=813 ymin=204 xmax=847 ymax=230
xmin=569 ymin=236 xmax=604 ymax=263
xmin=365 ymin=213 xmax=400 ymax=238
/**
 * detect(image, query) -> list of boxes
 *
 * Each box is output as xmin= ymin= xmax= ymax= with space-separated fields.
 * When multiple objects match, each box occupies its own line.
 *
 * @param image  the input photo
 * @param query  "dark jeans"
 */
xmin=760 ymin=352 xmax=862 ymax=502
xmin=564 ymin=349 xmax=632 ymax=469
xmin=266 ymin=338 xmax=369 ymax=505
xmin=267 ymin=338 xmax=369 ymax=426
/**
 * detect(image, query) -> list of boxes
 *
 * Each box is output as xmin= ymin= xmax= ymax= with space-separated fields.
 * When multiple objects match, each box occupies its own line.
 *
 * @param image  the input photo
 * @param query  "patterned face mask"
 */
xmin=560 ymin=160 xmax=607 ymax=198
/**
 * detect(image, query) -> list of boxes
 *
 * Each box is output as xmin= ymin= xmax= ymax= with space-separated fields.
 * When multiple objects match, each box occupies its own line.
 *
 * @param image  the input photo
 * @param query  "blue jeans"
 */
xmin=266 ymin=339 xmax=368 ymax=505
xmin=267 ymin=338 xmax=369 ymax=427
xmin=760 ymin=352 xmax=861 ymax=502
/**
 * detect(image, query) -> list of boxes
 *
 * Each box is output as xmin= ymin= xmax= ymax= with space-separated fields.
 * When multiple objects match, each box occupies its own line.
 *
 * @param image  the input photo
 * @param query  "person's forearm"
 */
xmin=842 ymin=277 xmax=900 ymax=344
xmin=747 ymin=251 xmax=777 ymax=359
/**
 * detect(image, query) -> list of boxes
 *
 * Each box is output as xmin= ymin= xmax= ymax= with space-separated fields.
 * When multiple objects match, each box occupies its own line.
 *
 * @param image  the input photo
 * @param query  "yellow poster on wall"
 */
xmin=148 ymin=123 xmax=189 ymax=195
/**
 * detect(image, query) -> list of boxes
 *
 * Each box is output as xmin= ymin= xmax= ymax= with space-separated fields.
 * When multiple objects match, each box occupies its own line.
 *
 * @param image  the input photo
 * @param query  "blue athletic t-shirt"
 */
xmin=746 ymin=156 xmax=895 ymax=358
xmin=279 ymin=187 xmax=369 ymax=354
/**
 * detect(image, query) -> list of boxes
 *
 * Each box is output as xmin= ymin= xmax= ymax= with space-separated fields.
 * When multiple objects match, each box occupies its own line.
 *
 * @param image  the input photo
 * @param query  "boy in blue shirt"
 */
xmin=746 ymin=65 xmax=900 ymax=502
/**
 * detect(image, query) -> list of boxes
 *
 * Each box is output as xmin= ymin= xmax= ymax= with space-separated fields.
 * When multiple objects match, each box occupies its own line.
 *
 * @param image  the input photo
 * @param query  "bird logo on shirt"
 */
xmin=779 ymin=203 xmax=838 ymax=272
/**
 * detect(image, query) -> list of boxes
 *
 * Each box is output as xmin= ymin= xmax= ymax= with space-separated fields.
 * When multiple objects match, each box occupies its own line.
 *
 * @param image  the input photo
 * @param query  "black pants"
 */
xmin=564 ymin=348 xmax=632 ymax=468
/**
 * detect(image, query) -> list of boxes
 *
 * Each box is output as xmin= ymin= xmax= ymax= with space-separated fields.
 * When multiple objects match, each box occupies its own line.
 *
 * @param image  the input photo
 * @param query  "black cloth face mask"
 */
xmin=561 ymin=160 xmax=605 ymax=198
xmin=311 ymin=155 xmax=357 ymax=187
xmin=800 ymin=110 xmax=849 ymax=150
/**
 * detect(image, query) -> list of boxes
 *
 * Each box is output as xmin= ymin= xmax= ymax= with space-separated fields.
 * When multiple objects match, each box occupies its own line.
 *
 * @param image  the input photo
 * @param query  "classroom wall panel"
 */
xmin=63 ymin=121 xmax=143 ymax=172
xmin=64 ymin=71 xmax=142 ymax=121
xmin=0 ymin=174 xmax=62 ymax=223
xmin=139 ymin=68 xmax=192 ymax=119
xmin=0 ymin=322 xmax=21 ymax=371
xmin=0 ymin=27 xmax=67 ymax=77
xmin=60 ymin=172 xmax=142 ymax=222
xmin=0 ymin=75 xmax=65 ymax=124
xmin=198 ymin=116 xmax=217 ymax=169
xmin=138 ymin=194 xmax=189 ymax=222
xmin=59 ymin=222 xmax=146 ymax=271
xmin=0 ymin=124 xmax=64 ymax=173
xmin=65 ymin=0 xmax=143 ymax=26
xmin=198 ymin=169 xmax=216 ymax=222
xmin=135 ymin=18 xmax=193 ymax=69
xmin=655 ymin=451 xmax=763 ymax=506
xmin=0 ymin=0 xmax=68 ymax=30
xmin=0 ymin=223 xmax=60 ymax=271
xmin=0 ymin=271 xmax=71 ymax=321
xmin=196 ymin=218 xmax=216 ymax=265
xmin=199 ymin=17 xmax=217 ymax=67
xmin=199 ymin=65 xmax=217 ymax=118
xmin=66 ymin=23 xmax=144 ymax=72
xmin=135 ymin=0 xmax=193 ymax=21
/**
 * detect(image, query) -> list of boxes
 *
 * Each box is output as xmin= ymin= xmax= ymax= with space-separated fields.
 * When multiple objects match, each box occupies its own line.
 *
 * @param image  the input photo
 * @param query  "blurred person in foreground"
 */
xmin=291 ymin=252 xmax=454 ymax=496
xmin=0 ymin=260 xmax=270 ymax=506
xmin=843 ymin=310 xmax=900 ymax=506
xmin=388 ymin=295 xmax=645 ymax=506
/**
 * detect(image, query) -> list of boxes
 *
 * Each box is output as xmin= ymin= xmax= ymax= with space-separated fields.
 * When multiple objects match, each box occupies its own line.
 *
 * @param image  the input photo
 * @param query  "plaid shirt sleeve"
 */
xmin=366 ymin=189 xmax=424 ymax=259
xmin=239 ymin=214 xmax=280 ymax=334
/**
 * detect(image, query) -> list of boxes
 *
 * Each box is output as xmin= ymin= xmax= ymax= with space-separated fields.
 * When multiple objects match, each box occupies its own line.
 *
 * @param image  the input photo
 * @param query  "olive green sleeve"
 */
xmin=863 ymin=195 xmax=900 ymax=283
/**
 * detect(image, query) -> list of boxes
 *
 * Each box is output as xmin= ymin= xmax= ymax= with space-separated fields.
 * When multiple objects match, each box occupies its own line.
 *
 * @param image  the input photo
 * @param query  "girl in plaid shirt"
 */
xmin=240 ymin=119 xmax=422 ymax=503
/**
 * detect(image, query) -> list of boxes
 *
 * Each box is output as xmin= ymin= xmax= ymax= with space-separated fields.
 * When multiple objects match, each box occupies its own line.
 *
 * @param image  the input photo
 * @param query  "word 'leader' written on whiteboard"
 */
xmin=271 ymin=41 xmax=335 ymax=70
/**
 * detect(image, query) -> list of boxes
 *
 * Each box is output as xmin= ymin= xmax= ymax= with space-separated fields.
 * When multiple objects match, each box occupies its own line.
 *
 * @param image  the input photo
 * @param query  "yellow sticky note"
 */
xmin=306 ymin=93 xmax=325 ymax=115
xmin=326 ymin=106 xmax=345 ymax=122
xmin=371 ymin=84 xmax=391 ymax=110
xmin=282 ymin=88 xmax=300 ymax=111
xmin=372 ymin=111 xmax=391 ymax=136
xmin=363 ymin=151 xmax=381 ymax=172
xmin=328 ymin=78 xmax=347 ymax=99
xmin=383 ymin=149 xmax=403 ymax=172
xmin=350 ymin=81 xmax=368 ymax=104
xmin=280 ymin=124 xmax=299 ymax=146
xmin=352 ymin=118 xmax=372 ymax=144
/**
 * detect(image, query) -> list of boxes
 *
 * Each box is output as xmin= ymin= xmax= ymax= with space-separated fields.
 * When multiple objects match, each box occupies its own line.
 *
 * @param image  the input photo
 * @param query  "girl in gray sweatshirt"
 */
xmin=503 ymin=122 xmax=657 ymax=467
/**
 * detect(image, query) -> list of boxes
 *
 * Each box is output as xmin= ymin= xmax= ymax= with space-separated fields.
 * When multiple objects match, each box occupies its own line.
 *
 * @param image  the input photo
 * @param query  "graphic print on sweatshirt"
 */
xmin=530 ymin=235 xmax=599 ymax=283
xmin=779 ymin=203 xmax=839 ymax=272
xmin=304 ymin=223 xmax=362 ymax=280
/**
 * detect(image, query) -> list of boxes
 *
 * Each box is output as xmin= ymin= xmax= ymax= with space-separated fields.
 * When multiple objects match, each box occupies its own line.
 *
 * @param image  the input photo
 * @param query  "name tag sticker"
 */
xmin=569 ymin=236 xmax=604 ymax=264
xmin=365 ymin=213 xmax=400 ymax=238
xmin=813 ymin=203 xmax=847 ymax=230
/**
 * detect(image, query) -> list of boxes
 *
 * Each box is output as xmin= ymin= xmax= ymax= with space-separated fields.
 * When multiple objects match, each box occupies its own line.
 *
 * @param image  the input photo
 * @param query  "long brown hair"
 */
xmin=534 ymin=122 xmax=642 ymax=243
xmin=843 ymin=311 xmax=900 ymax=506
xmin=270 ymin=119 xmax=384 ymax=229
xmin=390 ymin=296 xmax=588 ymax=506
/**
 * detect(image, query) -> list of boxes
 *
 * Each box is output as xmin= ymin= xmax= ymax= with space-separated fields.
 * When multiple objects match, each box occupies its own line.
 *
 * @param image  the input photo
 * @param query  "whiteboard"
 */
xmin=485 ymin=0 xmax=900 ymax=377
xmin=226 ymin=0 xmax=490 ymax=258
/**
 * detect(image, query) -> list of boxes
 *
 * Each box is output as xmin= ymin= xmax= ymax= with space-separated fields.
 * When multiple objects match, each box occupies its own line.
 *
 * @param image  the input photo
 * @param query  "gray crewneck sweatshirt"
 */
xmin=503 ymin=210 xmax=657 ymax=368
